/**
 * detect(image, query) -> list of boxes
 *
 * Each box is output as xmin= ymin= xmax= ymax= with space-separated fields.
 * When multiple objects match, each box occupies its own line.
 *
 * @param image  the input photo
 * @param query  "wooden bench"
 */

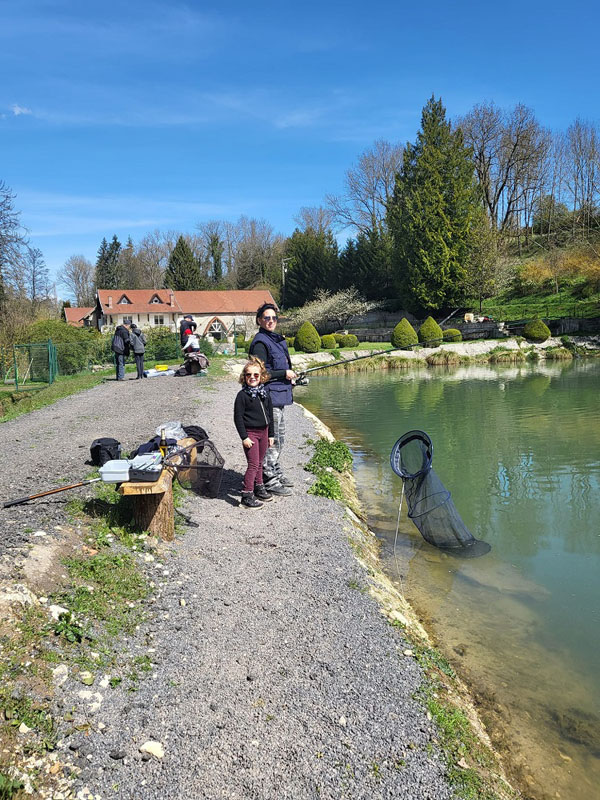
xmin=117 ymin=437 xmax=197 ymax=541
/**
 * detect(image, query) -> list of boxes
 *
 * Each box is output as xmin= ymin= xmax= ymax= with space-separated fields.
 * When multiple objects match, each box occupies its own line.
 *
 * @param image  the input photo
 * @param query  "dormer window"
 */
xmin=117 ymin=294 xmax=131 ymax=305
xmin=150 ymin=294 xmax=163 ymax=304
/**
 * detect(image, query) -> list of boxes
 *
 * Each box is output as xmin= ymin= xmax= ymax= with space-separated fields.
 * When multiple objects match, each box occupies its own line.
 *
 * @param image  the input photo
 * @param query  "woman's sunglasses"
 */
xmin=262 ymin=315 xmax=278 ymax=321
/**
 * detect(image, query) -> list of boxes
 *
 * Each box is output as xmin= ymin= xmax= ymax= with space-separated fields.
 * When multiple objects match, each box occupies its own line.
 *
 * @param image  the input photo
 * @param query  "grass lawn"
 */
xmin=480 ymin=283 xmax=600 ymax=321
xmin=0 ymin=355 xmax=228 ymax=423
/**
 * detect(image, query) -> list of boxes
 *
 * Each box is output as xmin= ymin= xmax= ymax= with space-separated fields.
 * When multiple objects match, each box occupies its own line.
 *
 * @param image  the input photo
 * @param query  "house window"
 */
xmin=118 ymin=295 xmax=131 ymax=304
xmin=209 ymin=320 xmax=226 ymax=341
xmin=154 ymin=316 xmax=164 ymax=326
xmin=150 ymin=294 xmax=162 ymax=304
xmin=123 ymin=316 xmax=133 ymax=325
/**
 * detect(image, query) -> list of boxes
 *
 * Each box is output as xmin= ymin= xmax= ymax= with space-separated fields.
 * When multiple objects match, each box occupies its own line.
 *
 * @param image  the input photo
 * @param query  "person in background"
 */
xmin=129 ymin=323 xmax=147 ymax=379
xmin=111 ymin=322 xmax=131 ymax=381
xmin=248 ymin=303 xmax=297 ymax=496
xmin=182 ymin=329 xmax=200 ymax=354
xmin=234 ymin=357 xmax=275 ymax=509
xmin=179 ymin=315 xmax=197 ymax=347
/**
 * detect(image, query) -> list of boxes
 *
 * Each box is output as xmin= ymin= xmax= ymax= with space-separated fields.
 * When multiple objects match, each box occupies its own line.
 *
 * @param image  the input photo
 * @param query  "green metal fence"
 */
xmin=7 ymin=340 xmax=58 ymax=390
xmin=3 ymin=330 xmax=227 ymax=390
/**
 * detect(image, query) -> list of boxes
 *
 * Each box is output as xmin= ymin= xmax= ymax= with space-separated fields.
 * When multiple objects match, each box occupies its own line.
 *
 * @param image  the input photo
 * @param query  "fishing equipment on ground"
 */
xmin=164 ymin=439 xmax=224 ymax=498
xmin=295 ymin=336 xmax=444 ymax=384
xmin=390 ymin=430 xmax=491 ymax=558
xmin=2 ymin=477 xmax=102 ymax=508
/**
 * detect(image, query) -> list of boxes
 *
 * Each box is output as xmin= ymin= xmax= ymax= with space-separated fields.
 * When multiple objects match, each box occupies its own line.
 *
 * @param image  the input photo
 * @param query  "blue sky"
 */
xmin=1 ymin=0 xmax=599 ymax=290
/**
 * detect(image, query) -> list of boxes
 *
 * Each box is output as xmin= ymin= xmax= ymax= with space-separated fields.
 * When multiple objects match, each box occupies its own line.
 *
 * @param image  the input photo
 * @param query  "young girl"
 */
xmin=234 ymin=357 xmax=275 ymax=508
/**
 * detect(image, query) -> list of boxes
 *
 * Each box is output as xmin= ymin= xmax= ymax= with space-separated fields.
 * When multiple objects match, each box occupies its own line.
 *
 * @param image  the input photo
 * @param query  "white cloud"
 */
xmin=11 ymin=104 xmax=32 ymax=116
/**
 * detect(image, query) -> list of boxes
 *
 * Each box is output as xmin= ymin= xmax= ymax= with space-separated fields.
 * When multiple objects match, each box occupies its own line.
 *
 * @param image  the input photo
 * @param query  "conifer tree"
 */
xmin=164 ymin=236 xmax=205 ymax=290
xmin=284 ymin=228 xmax=339 ymax=307
xmin=95 ymin=235 xmax=122 ymax=289
xmin=387 ymin=96 xmax=479 ymax=312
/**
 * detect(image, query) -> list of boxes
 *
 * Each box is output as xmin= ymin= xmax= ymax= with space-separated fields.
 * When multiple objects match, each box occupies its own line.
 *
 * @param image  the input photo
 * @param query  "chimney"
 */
xmin=107 ymin=295 xmax=113 ymax=309
xmin=170 ymin=292 xmax=175 ymax=308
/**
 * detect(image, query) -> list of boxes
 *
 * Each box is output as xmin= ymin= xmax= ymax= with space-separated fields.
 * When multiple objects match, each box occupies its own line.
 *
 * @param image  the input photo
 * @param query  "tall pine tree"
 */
xmin=284 ymin=227 xmax=339 ymax=308
xmin=164 ymin=236 xmax=205 ymax=290
xmin=387 ymin=96 xmax=478 ymax=312
xmin=95 ymin=235 xmax=122 ymax=289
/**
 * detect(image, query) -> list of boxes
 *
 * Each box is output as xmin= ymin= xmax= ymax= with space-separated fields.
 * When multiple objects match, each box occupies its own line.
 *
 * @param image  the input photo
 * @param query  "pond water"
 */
xmin=298 ymin=359 xmax=600 ymax=800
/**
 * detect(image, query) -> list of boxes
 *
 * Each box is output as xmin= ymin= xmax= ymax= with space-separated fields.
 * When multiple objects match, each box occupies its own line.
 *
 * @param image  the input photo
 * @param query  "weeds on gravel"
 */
xmin=58 ymin=551 xmax=148 ymax=638
xmin=305 ymin=437 xmax=352 ymax=501
xmin=305 ymin=438 xmax=352 ymax=474
xmin=0 ymin=772 xmax=24 ymax=799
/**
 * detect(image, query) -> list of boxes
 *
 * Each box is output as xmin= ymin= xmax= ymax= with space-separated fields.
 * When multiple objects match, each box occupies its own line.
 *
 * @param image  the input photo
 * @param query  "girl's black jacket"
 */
xmin=234 ymin=390 xmax=275 ymax=440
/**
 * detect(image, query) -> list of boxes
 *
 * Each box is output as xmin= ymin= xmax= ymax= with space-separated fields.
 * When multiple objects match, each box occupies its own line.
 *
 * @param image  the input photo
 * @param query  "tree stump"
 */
xmin=118 ymin=467 xmax=175 ymax=541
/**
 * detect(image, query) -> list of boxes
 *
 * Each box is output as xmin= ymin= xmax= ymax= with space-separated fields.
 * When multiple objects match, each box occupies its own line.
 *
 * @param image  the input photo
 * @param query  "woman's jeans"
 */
xmin=242 ymin=427 xmax=269 ymax=492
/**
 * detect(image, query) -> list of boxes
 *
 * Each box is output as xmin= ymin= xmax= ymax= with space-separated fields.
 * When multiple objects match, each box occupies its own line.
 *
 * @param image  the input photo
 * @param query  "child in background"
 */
xmin=182 ymin=329 xmax=200 ymax=353
xmin=234 ymin=357 xmax=275 ymax=508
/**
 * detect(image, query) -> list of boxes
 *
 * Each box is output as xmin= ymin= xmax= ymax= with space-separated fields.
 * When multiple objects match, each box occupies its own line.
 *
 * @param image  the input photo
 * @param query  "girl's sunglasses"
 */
xmin=245 ymin=371 xmax=261 ymax=378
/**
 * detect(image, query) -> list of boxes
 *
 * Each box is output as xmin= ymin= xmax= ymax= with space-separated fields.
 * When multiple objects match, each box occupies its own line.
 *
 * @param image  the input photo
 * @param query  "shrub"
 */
xmin=25 ymin=319 xmax=101 ymax=374
xmin=321 ymin=334 xmax=336 ymax=349
xmin=295 ymin=321 xmax=321 ymax=353
xmin=333 ymin=333 xmax=345 ymax=344
xmin=442 ymin=328 xmax=462 ymax=343
xmin=285 ymin=336 xmax=295 ymax=350
xmin=391 ymin=318 xmax=418 ymax=349
xmin=339 ymin=334 xmax=359 ymax=348
xmin=418 ymin=316 xmax=443 ymax=345
xmin=144 ymin=327 xmax=179 ymax=361
xmin=523 ymin=319 xmax=551 ymax=343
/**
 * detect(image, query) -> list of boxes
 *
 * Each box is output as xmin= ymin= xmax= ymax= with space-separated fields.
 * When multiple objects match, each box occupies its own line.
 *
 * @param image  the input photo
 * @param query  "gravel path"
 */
xmin=0 ymin=374 xmax=454 ymax=799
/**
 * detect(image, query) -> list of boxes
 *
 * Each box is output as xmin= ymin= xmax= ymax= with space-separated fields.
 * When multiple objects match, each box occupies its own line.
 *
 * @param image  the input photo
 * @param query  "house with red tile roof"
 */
xmin=64 ymin=306 xmax=95 ymax=327
xmin=90 ymin=289 xmax=276 ymax=342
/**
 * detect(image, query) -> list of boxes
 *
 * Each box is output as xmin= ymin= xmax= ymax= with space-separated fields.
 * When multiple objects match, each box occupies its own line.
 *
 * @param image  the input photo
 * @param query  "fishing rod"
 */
xmin=3 ymin=478 xmax=102 ymax=509
xmin=295 ymin=336 xmax=444 ymax=382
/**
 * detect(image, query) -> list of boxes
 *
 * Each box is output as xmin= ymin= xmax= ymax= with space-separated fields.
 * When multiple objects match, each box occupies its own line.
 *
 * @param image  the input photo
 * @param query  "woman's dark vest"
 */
xmin=249 ymin=330 xmax=293 ymax=407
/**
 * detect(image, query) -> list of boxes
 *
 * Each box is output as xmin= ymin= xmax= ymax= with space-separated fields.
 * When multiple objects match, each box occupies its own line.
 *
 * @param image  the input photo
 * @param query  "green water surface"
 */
xmin=298 ymin=359 xmax=600 ymax=800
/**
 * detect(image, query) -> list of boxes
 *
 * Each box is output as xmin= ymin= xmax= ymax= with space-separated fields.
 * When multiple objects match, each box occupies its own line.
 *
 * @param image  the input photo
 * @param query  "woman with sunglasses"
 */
xmin=248 ymin=303 xmax=297 ymax=496
xmin=234 ymin=357 xmax=275 ymax=508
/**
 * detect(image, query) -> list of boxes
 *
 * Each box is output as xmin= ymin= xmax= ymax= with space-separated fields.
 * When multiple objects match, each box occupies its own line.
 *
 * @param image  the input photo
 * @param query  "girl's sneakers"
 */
xmin=254 ymin=484 xmax=273 ymax=502
xmin=241 ymin=491 xmax=263 ymax=509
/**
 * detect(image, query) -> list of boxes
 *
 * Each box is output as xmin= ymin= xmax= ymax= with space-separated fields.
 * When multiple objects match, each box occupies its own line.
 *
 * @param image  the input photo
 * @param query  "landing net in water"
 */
xmin=390 ymin=430 xmax=491 ymax=558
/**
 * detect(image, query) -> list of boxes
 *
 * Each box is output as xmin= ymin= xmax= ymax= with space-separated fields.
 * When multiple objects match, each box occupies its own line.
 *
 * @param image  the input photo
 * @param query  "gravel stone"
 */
xmin=0 ymin=374 xmax=455 ymax=799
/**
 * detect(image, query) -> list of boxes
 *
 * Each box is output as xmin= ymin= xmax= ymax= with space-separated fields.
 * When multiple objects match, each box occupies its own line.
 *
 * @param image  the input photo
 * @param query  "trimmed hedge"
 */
xmin=442 ymin=328 xmax=462 ymax=343
xmin=523 ymin=319 xmax=551 ymax=342
xmin=333 ymin=333 xmax=345 ymax=345
xmin=418 ymin=316 xmax=443 ymax=345
xmin=295 ymin=321 xmax=321 ymax=353
xmin=391 ymin=318 xmax=418 ymax=349
xmin=321 ymin=334 xmax=336 ymax=349
xmin=285 ymin=336 xmax=295 ymax=349
xmin=339 ymin=334 xmax=359 ymax=348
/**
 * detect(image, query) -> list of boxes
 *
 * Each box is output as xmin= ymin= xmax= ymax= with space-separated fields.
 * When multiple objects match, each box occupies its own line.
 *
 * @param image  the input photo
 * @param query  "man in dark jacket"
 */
xmin=248 ymin=303 xmax=297 ymax=496
xmin=129 ymin=323 xmax=147 ymax=379
xmin=111 ymin=323 xmax=131 ymax=381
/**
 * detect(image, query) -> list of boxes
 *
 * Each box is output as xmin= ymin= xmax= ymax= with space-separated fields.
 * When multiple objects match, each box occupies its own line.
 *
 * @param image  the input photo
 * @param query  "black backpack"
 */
xmin=90 ymin=437 xmax=122 ymax=466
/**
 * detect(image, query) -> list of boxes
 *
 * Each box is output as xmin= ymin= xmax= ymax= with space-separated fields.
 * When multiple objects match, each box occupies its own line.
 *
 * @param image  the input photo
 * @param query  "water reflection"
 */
xmin=298 ymin=359 xmax=600 ymax=800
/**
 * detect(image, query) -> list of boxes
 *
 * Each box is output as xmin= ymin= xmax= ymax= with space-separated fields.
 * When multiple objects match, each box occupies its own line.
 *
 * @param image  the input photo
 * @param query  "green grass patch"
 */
xmin=305 ymin=438 xmax=352 ymax=474
xmin=308 ymin=472 xmax=343 ymax=500
xmin=58 ymin=551 xmax=148 ymax=638
xmin=0 ymin=773 xmax=25 ymax=799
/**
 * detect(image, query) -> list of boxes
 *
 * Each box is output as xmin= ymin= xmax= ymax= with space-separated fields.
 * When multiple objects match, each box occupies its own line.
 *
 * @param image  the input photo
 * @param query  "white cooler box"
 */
xmin=100 ymin=459 xmax=131 ymax=483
